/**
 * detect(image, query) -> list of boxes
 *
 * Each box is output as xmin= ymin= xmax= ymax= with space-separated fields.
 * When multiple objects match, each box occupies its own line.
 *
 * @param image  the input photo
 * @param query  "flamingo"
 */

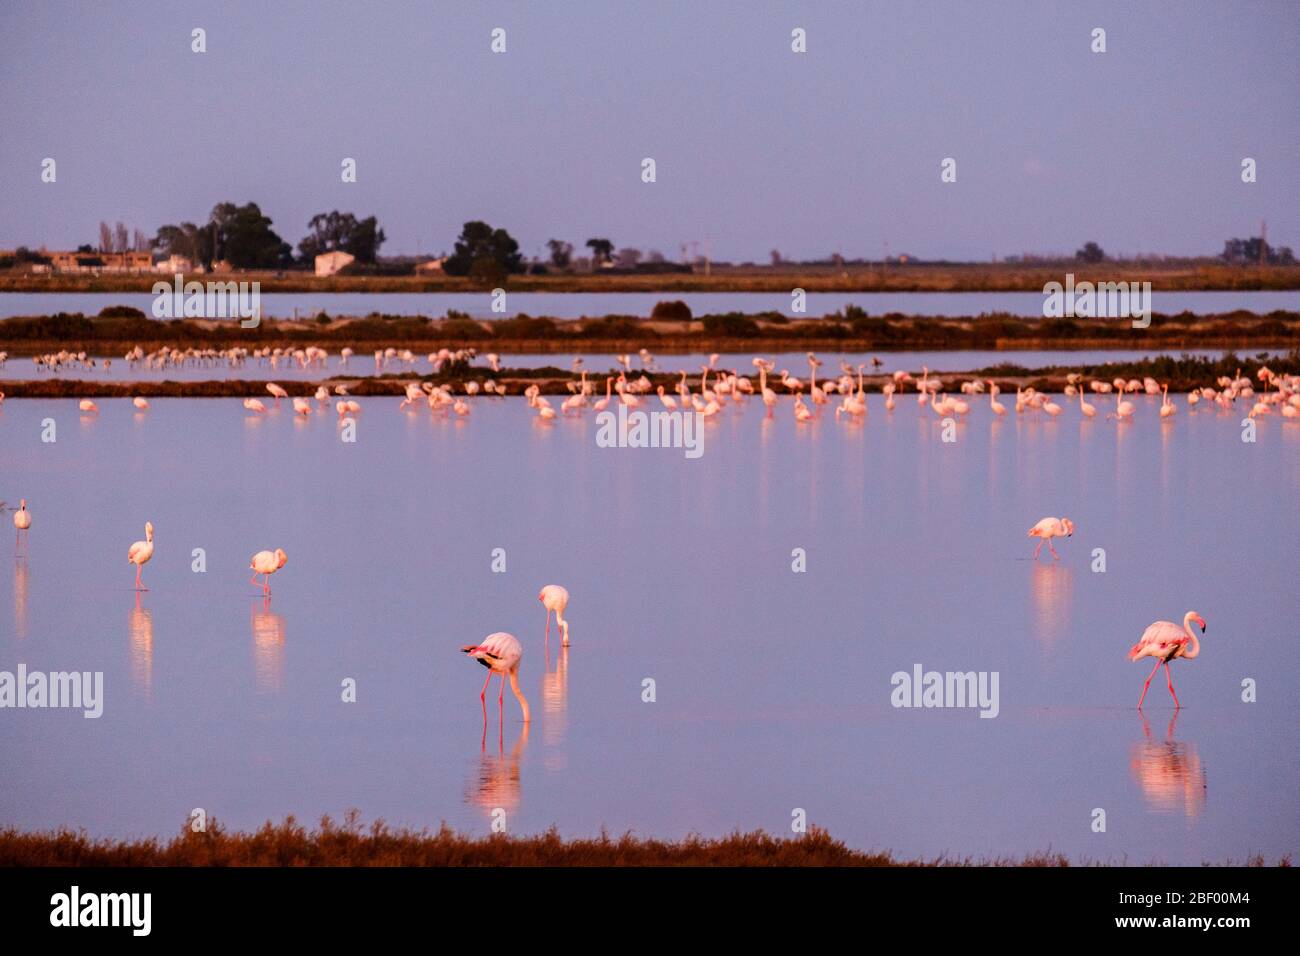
xmin=13 ymin=499 xmax=31 ymax=553
xmin=292 ymin=397 xmax=311 ymax=416
xmin=132 ymin=397 xmax=150 ymax=411
xmin=1079 ymin=390 xmax=1097 ymax=418
xmin=593 ymin=377 xmax=613 ymax=412
xmin=128 ymin=521 xmax=155 ymax=591
xmin=1027 ymin=516 xmax=1074 ymax=561
xmin=462 ymin=632 xmax=531 ymax=722
xmin=988 ymin=382 xmax=1007 ymax=416
xmin=249 ymin=548 xmax=287 ymax=595
xmin=656 ymin=385 xmax=678 ymax=409
xmin=1042 ymin=397 xmax=1062 ymax=417
xmin=1160 ymin=383 xmax=1176 ymax=419
xmin=79 ymin=399 xmax=98 ymax=414
xmin=1109 ymin=383 xmax=1135 ymax=421
xmin=266 ymin=382 xmax=289 ymax=406
xmin=539 ymin=585 xmax=571 ymax=646
xmin=243 ymin=398 xmax=267 ymax=414
xmin=1129 ymin=611 xmax=1205 ymax=709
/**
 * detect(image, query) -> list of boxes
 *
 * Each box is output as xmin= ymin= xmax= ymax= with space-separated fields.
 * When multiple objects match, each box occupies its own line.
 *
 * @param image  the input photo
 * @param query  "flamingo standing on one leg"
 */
xmin=539 ymin=584 xmax=571 ymax=646
xmin=249 ymin=548 xmax=288 ymax=595
xmin=461 ymin=632 xmax=531 ymax=722
xmin=1130 ymin=611 xmax=1205 ymax=709
xmin=13 ymin=499 xmax=31 ymax=553
xmin=128 ymin=521 xmax=155 ymax=591
xmin=1027 ymin=516 xmax=1074 ymax=561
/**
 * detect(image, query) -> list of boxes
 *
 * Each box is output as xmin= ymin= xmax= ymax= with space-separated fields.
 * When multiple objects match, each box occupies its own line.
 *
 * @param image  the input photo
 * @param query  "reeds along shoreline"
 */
xmin=0 ymin=353 xmax=1296 ymax=399
xmin=1 ymin=262 xmax=1297 ymax=293
xmin=0 ymin=310 xmax=1297 ymax=362
xmin=0 ymin=817 xmax=1287 ymax=866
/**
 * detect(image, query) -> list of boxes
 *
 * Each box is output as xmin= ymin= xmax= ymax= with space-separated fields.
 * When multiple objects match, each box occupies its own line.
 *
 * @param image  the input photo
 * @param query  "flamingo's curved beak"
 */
xmin=1198 ymin=619 xmax=1206 ymax=633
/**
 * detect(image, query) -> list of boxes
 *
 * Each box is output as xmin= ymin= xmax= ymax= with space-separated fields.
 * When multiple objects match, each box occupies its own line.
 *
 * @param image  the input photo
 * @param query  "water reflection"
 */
xmin=13 ymin=558 xmax=28 ymax=640
xmin=128 ymin=592 xmax=153 ymax=696
xmin=1130 ymin=712 xmax=1206 ymax=817
xmin=250 ymin=599 xmax=286 ymax=693
xmin=467 ymin=721 xmax=530 ymax=817
xmin=542 ymin=646 xmax=569 ymax=751
xmin=1030 ymin=563 xmax=1073 ymax=647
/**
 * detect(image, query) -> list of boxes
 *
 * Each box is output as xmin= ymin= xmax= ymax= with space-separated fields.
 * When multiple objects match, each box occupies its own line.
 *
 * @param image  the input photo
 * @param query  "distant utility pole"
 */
xmin=1261 ymin=220 xmax=1267 ymax=264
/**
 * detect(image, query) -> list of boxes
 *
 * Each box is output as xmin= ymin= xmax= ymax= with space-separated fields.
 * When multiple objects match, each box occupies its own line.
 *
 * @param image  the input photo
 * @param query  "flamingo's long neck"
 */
xmin=510 ymin=671 xmax=531 ymax=722
xmin=1182 ymin=615 xmax=1201 ymax=659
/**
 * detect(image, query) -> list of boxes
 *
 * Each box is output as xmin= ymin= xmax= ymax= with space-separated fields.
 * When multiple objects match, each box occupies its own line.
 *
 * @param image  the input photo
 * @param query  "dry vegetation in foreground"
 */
xmin=0 ymin=816 xmax=1073 ymax=866
xmin=1 ymin=262 xmax=1297 ymax=293
xmin=1 ymin=816 xmax=1288 ymax=867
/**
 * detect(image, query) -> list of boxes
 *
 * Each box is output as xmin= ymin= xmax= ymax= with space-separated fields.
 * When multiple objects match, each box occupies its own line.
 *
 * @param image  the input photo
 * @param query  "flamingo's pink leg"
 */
xmin=134 ymin=565 xmax=147 ymax=591
xmin=1137 ymin=659 xmax=1162 ymax=709
xmin=498 ymin=672 xmax=506 ymax=706
xmin=479 ymin=671 xmax=492 ymax=702
xmin=1033 ymin=539 xmax=1044 ymax=560
xmin=1164 ymin=662 xmax=1180 ymax=708
xmin=1049 ymin=539 xmax=1059 ymax=560
xmin=263 ymin=574 xmax=271 ymax=596
xmin=544 ymin=608 xmax=550 ymax=644
xmin=249 ymin=573 xmax=261 ymax=588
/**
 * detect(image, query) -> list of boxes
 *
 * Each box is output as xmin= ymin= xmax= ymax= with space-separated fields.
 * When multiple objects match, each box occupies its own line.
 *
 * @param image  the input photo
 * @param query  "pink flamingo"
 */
xmin=1129 ymin=611 xmax=1205 ymax=709
xmin=249 ymin=548 xmax=288 ymax=595
xmin=1027 ymin=516 xmax=1073 ymax=560
xmin=539 ymin=584 xmax=571 ymax=645
xmin=462 ymin=632 xmax=531 ymax=722
xmin=127 ymin=521 xmax=154 ymax=591
xmin=13 ymin=499 xmax=32 ymax=553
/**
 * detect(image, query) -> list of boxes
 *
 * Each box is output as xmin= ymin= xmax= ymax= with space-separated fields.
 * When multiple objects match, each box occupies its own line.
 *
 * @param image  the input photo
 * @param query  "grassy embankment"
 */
xmin=1 ymin=262 xmax=1297 ymax=293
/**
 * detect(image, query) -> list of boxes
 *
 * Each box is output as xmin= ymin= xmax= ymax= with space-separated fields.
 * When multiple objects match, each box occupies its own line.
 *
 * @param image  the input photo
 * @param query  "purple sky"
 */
xmin=2 ymin=0 xmax=1296 ymax=262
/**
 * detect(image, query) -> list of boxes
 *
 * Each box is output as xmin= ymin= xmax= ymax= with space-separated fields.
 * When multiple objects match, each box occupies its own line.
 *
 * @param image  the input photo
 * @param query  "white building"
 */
xmin=314 ymin=250 xmax=356 ymax=277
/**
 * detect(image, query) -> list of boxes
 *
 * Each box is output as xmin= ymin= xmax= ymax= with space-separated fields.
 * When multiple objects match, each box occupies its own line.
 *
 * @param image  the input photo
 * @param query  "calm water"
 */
xmin=0 ymin=349 xmax=1245 ymax=383
xmin=1 ymin=395 xmax=1296 ymax=864
xmin=4 ymin=290 xmax=1300 ymax=320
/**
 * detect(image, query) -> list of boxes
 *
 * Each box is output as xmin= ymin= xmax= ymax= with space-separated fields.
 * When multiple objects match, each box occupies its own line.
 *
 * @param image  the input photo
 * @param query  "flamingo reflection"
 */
xmin=13 ymin=557 xmax=29 ymax=641
xmin=542 ymin=645 xmax=569 ymax=751
xmin=1030 ymin=562 xmax=1073 ymax=647
xmin=467 ymin=720 xmax=530 ymax=817
xmin=128 ymin=592 xmax=154 ymax=696
xmin=1129 ymin=711 xmax=1206 ymax=817
xmin=250 ymin=598 xmax=286 ymax=693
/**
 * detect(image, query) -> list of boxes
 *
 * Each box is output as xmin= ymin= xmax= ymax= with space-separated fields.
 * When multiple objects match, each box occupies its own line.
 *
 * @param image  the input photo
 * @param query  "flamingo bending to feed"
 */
xmin=79 ymin=399 xmax=98 ymax=413
xmin=244 ymin=398 xmax=267 ymax=413
xmin=462 ymin=632 xmax=531 ymax=722
xmin=1027 ymin=516 xmax=1073 ymax=560
xmin=13 ymin=499 xmax=31 ymax=552
xmin=133 ymin=397 xmax=150 ymax=410
xmin=266 ymin=382 xmax=289 ymax=405
xmin=128 ymin=521 xmax=155 ymax=591
xmin=249 ymin=548 xmax=288 ymax=595
xmin=1130 ymin=611 xmax=1205 ymax=709
xmin=539 ymin=584 xmax=571 ymax=645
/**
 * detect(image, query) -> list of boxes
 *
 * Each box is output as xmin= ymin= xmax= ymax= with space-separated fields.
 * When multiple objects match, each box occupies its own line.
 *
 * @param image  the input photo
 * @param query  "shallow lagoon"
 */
xmin=1 ymin=395 xmax=1296 ymax=863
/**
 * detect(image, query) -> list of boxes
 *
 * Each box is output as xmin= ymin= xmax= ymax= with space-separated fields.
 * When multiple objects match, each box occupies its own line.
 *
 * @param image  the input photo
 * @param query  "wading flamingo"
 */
xmin=462 ymin=632 xmax=531 ymax=722
xmin=1027 ymin=516 xmax=1073 ymax=560
xmin=1079 ymin=390 xmax=1097 ymax=418
xmin=128 ymin=521 xmax=155 ymax=591
xmin=266 ymin=382 xmax=289 ymax=406
xmin=249 ymin=548 xmax=288 ymax=596
xmin=1130 ymin=611 xmax=1205 ymax=709
xmin=132 ymin=397 xmax=150 ymax=410
xmin=1160 ymin=384 xmax=1177 ymax=419
xmin=539 ymin=584 xmax=571 ymax=645
xmin=988 ymin=382 xmax=1007 ymax=416
xmin=13 ymin=499 xmax=31 ymax=553
xmin=79 ymin=399 xmax=98 ymax=414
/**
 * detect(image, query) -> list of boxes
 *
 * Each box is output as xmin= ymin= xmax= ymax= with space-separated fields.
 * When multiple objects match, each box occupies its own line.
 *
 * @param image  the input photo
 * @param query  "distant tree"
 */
xmin=546 ymin=239 xmax=573 ymax=270
xmin=615 ymin=247 xmax=642 ymax=269
xmin=1221 ymin=236 xmax=1294 ymax=265
xmin=586 ymin=238 xmax=614 ymax=266
xmin=650 ymin=300 xmax=692 ymax=321
xmin=646 ymin=249 xmax=665 ymax=264
xmin=298 ymin=210 xmax=386 ymax=264
xmin=1075 ymin=241 xmax=1106 ymax=263
xmin=442 ymin=221 xmax=523 ymax=277
xmin=76 ymin=243 xmax=95 ymax=253
xmin=206 ymin=202 xmax=292 ymax=269
xmin=133 ymin=229 xmax=149 ymax=253
xmin=153 ymin=222 xmax=212 ymax=267
xmin=98 ymin=221 xmax=113 ymax=254
xmin=770 ymin=249 xmax=783 ymax=266
xmin=113 ymin=222 xmax=130 ymax=254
